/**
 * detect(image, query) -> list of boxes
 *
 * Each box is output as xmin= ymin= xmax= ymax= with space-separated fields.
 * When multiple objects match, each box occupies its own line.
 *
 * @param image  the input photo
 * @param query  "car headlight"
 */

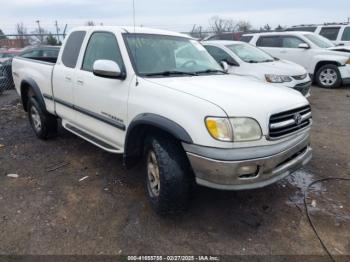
xmin=205 ymin=117 xmax=233 ymax=141
xmin=229 ymin=118 xmax=262 ymax=141
xmin=205 ymin=117 xmax=262 ymax=142
xmin=265 ymin=74 xmax=293 ymax=83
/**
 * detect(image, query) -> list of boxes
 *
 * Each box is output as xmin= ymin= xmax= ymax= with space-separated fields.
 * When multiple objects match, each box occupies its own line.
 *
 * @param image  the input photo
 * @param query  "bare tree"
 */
xmin=236 ymin=20 xmax=252 ymax=32
xmin=16 ymin=22 xmax=31 ymax=47
xmin=190 ymin=24 xmax=205 ymax=39
xmin=208 ymin=16 xmax=237 ymax=33
xmin=263 ymin=24 xmax=271 ymax=31
xmin=85 ymin=21 xmax=95 ymax=26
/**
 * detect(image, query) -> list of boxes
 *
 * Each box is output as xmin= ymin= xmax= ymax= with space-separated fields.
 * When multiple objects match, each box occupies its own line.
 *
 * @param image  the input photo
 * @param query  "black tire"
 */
xmin=27 ymin=97 xmax=58 ymax=139
xmin=315 ymin=64 xmax=341 ymax=89
xmin=144 ymin=133 xmax=194 ymax=215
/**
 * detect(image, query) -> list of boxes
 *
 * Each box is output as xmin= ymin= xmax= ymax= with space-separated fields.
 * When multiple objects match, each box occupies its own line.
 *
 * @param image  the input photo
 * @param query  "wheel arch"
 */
xmin=123 ymin=113 xmax=193 ymax=168
xmin=20 ymin=78 xmax=46 ymax=112
xmin=314 ymin=60 xmax=341 ymax=76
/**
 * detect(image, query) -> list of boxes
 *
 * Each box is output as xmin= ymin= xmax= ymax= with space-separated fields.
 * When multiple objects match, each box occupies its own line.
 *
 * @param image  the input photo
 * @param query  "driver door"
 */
xmin=73 ymin=31 xmax=130 ymax=148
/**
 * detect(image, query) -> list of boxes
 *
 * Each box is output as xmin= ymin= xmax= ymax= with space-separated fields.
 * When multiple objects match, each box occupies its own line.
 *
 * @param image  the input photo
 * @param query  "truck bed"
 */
xmin=12 ymin=57 xmax=56 ymax=113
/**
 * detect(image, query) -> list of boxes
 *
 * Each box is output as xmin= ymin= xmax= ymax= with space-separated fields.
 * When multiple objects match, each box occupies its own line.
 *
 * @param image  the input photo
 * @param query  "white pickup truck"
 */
xmin=12 ymin=26 xmax=312 ymax=214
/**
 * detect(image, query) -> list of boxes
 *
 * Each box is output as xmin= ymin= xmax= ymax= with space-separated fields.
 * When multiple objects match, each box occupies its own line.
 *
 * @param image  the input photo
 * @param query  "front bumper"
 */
xmin=273 ymin=78 xmax=311 ymax=97
xmin=339 ymin=65 xmax=350 ymax=85
xmin=184 ymin=132 xmax=312 ymax=190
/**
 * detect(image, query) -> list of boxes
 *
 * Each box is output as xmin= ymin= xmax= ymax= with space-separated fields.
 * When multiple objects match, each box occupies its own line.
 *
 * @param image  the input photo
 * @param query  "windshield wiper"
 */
xmin=144 ymin=71 xmax=197 ymax=77
xmin=195 ymin=69 xmax=228 ymax=75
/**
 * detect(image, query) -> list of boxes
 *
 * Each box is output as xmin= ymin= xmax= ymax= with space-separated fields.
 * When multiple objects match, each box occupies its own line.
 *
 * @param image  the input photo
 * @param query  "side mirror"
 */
xmin=93 ymin=60 xmax=125 ymax=79
xmin=220 ymin=61 xmax=229 ymax=72
xmin=298 ymin=43 xmax=310 ymax=49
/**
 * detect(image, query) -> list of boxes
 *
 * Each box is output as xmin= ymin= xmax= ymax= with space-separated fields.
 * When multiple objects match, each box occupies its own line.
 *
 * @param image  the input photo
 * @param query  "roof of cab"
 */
xmin=243 ymin=31 xmax=314 ymax=37
xmin=69 ymin=26 xmax=192 ymax=39
xmin=202 ymin=40 xmax=243 ymax=46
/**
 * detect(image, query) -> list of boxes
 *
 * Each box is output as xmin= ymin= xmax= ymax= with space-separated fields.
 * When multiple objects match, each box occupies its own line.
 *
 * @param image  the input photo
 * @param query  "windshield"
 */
xmin=226 ymin=43 xmax=274 ymax=63
xmin=124 ymin=34 xmax=223 ymax=77
xmin=303 ymin=34 xmax=335 ymax=48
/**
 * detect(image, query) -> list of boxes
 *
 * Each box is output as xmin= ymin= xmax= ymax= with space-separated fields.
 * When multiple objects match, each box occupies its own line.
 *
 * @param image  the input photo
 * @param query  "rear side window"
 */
xmin=240 ymin=35 xmax=253 ymax=43
xmin=342 ymin=27 xmax=350 ymax=41
xmin=82 ymin=32 xmax=124 ymax=72
xmin=319 ymin=27 xmax=340 ymax=41
xmin=256 ymin=36 xmax=280 ymax=47
xmin=62 ymin=31 xmax=86 ymax=68
xmin=281 ymin=36 xmax=305 ymax=48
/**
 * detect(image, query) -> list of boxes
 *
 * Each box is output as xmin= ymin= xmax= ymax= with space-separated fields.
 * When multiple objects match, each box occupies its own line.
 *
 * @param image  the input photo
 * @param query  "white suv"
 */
xmin=286 ymin=24 xmax=350 ymax=46
xmin=245 ymin=31 xmax=350 ymax=88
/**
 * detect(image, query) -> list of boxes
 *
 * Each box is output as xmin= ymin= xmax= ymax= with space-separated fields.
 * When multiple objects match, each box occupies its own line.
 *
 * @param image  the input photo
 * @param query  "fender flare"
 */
xmin=20 ymin=78 xmax=47 ymax=112
xmin=126 ymin=113 xmax=193 ymax=144
xmin=124 ymin=113 xmax=193 ymax=168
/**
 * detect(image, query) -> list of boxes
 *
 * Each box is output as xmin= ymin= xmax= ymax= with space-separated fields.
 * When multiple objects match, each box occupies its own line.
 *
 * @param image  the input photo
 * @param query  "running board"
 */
xmin=64 ymin=123 xmax=122 ymax=154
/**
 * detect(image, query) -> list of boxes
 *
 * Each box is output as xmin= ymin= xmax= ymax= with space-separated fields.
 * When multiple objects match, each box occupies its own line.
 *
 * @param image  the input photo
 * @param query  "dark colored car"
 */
xmin=0 ymin=46 xmax=61 ymax=93
xmin=19 ymin=46 xmax=60 ymax=63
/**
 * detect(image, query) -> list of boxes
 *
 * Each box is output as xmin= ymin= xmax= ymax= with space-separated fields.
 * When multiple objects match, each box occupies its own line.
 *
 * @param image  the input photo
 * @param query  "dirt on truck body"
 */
xmin=0 ymin=86 xmax=350 ymax=259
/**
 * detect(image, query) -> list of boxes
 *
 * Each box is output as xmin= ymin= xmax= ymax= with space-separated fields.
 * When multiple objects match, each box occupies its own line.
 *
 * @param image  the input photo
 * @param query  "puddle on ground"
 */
xmin=282 ymin=169 xmax=325 ymax=206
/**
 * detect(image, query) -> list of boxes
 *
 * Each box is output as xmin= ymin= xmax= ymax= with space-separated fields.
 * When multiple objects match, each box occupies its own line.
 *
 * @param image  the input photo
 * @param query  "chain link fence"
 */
xmin=0 ymin=59 xmax=14 ymax=94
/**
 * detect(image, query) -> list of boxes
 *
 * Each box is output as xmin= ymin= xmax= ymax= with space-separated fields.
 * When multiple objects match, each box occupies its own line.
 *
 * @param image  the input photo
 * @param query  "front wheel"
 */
xmin=144 ymin=134 xmax=193 ymax=215
xmin=316 ymin=64 xmax=341 ymax=89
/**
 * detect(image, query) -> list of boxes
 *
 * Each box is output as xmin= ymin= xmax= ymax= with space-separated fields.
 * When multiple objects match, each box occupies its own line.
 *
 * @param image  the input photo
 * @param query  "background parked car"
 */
xmin=244 ymin=31 xmax=350 ymax=88
xmin=203 ymin=32 xmax=243 ymax=41
xmin=0 ymin=49 xmax=22 ymax=63
xmin=19 ymin=46 xmax=60 ymax=63
xmin=202 ymin=40 xmax=311 ymax=96
xmin=285 ymin=23 xmax=350 ymax=46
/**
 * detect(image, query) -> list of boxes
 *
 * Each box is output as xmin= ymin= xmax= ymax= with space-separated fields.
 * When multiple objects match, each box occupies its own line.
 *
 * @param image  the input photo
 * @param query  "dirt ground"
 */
xmin=0 ymin=86 xmax=350 ymax=259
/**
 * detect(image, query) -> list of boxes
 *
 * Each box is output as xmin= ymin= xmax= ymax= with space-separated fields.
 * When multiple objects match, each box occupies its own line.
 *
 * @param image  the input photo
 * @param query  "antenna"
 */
xmin=132 ymin=0 xmax=139 ymax=86
xmin=133 ymin=0 xmax=136 ymax=32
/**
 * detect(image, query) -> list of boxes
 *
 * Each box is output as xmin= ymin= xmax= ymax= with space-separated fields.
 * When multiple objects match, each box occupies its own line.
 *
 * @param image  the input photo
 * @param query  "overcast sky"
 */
xmin=0 ymin=0 xmax=349 ymax=34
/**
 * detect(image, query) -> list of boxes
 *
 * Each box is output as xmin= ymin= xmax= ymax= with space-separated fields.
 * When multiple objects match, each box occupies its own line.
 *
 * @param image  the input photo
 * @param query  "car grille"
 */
xmin=292 ymin=74 xmax=308 ymax=80
xmin=293 ymin=81 xmax=311 ymax=96
xmin=269 ymin=105 xmax=312 ymax=139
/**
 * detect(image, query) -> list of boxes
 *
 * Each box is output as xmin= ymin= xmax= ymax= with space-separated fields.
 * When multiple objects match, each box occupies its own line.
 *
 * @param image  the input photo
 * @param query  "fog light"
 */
xmin=238 ymin=165 xmax=258 ymax=176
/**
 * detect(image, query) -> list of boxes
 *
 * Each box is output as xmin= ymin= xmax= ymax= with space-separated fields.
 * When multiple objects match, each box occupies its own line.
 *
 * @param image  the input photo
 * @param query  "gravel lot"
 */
xmin=0 ymin=86 xmax=350 ymax=259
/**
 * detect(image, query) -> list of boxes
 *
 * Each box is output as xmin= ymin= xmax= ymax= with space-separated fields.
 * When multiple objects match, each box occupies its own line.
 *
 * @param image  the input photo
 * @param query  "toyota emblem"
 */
xmin=294 ymin=113 xmax=302 ymax=125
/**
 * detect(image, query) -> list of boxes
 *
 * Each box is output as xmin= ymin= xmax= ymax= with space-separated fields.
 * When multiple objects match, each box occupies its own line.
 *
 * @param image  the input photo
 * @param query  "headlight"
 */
xmin=230 ymin=118 xmax=262 ymax=141
xmin=205 ymin=117 xmax=262 ymax=142
xmin=205 ymin=117 xmax=233 ymax=141
xmin=265 ymin=74 xmax=292 ymax=83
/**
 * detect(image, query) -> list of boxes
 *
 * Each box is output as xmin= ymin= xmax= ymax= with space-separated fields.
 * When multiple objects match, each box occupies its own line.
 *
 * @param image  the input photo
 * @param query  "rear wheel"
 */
xmin=316 ymin=64 xmax=341 ymax=89
xmin=144 ymin=133 xmax=193 ymax=215
xmin=28 ymin=97 xmax=57 ymax=139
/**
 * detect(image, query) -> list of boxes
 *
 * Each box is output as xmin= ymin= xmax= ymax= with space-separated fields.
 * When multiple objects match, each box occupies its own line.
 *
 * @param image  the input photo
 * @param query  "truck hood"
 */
xmin=237 ymin=59 xmax=307 ymax=77
xmin=144 ymin=74 xmax=308 ymax=129
xmin=327 ymin=46 xmax=350 ymax=53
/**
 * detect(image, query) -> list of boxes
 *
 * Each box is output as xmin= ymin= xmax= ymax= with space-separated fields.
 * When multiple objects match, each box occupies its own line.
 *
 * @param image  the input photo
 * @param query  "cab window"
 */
xmin=82 ymin=32 xmax=124 ymax=72
xmin=256 ymin=36 xmax=280 ymax=47
xmin=341 ymin=27 xmax=350 ymax=41
xmin=319 ymin=27 xmax=341 ymax=41
xmin=280 ymin=36 xmax=305 ymax=48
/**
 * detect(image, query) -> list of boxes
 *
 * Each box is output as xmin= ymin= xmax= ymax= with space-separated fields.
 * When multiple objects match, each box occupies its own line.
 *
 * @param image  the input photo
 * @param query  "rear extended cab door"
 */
xmin=52 ymin=30 xmax=87 ymax=123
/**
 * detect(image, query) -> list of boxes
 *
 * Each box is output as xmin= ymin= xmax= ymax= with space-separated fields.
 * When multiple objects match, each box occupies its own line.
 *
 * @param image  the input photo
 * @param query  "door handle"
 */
xmin=65 ymin=76 xmax=72 ymax=81
xmin=280 ymin=50 xmax=287 ymax=54
xmin=77 ymin=80 xmax=84 ymax=86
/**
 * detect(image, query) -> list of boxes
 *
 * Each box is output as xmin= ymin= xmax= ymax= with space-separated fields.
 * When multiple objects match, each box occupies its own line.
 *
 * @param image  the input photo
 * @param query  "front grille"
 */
xmin=292 ymin=74 xmax=307 ymax=80
xmin=294 ymin=81 xmax=311 ymax=96
xmin=269 ymin=105 xmax=312 ymax=139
